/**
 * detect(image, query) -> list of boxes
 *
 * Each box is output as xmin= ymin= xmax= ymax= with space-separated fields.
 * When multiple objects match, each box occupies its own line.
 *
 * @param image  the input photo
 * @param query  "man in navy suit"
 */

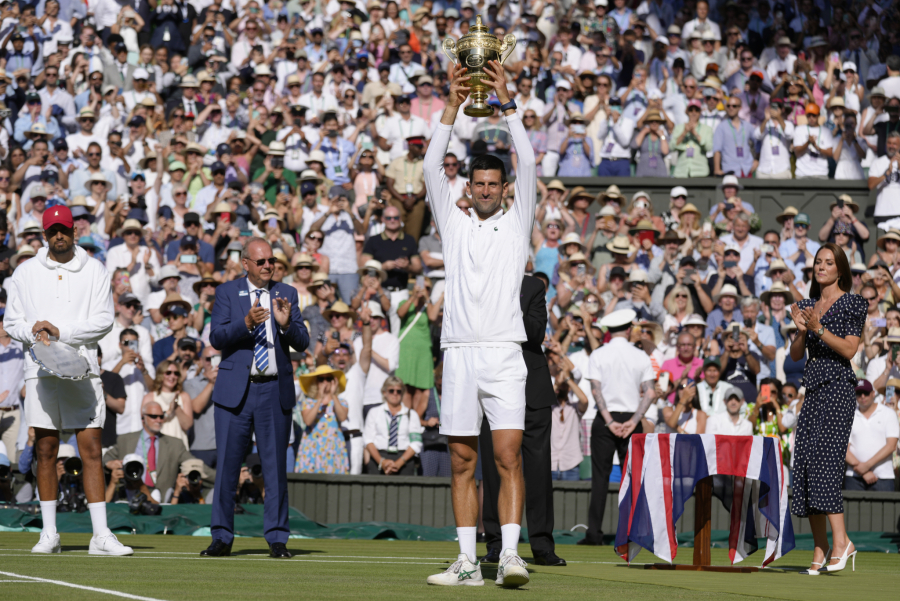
xmin=202 ymin=238 xmax=309 ymax=559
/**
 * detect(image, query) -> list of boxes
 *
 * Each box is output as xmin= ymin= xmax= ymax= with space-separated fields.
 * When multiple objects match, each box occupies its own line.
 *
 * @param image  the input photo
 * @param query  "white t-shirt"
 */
xmin=353 ymin=331 xmax=400 ymax=408
xmin=341 ymin=362 xmax=366 ymax=431
xmin=585 ymin=337 xmax=655 ymax=414
xmin=706 ymin=411 xmax=754 ymax=436
xmin=870 ymin=155 xmax=900 ymax=217
xmin=381 ymin=114 xmax=430 ymax=162
xmin=846 ymin=402 xmax=899 ymax=480
xmin=826 ymin=131 xmax=867 ymax=180
xmin=793 ymin=125 xmax=829 ymax=177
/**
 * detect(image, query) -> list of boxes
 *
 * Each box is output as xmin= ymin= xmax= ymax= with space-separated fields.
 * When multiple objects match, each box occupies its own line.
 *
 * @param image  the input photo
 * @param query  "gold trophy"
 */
xmin=442 ymin=16 xmax=517 ymax=117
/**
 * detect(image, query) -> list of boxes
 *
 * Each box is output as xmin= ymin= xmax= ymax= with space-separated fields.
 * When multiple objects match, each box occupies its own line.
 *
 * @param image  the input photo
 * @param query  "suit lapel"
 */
xmin=238 ymin=277 xmax=252 ymax=319
xmin=269 ymin=283 xmax=282 ymax=344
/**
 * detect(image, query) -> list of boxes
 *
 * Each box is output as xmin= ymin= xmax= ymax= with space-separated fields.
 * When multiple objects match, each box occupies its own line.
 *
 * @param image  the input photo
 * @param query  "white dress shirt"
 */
xmin=846 ymin=403 xmax=899 ymax=480
xmin=751 ymin=120 xmax=794 ymax=175
xmin=596 ymin=116 xmax=636 ymax=160
xmin=105 ymin=244 xmax=162 ymax=306
xmin=99 ymin=320 xmax=155 ymax=377
xmin=585 ymin=337 xmax=655 ymax=414
xmin=697 ymin=380 xmax=730 ymax=415
xmin=115 ymin=362 xmax=150 ymax=436
xmin=793 ymin=124 xmax=830 ymax=178
xmin=247 ymin=280 xmax=277 ymax=376
xmin=706 ymin=411 xmax=753 ymax=435
xmin=362 ymin=402 xmax=424 ymax=454
xmin=388 ymin=61 xmax=426 ymax=94
xmin=382 ymin=114 xmax=429 ymax=162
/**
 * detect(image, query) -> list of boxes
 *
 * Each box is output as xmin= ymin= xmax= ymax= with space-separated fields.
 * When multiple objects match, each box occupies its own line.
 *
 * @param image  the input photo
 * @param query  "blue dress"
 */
xmin=791 ymin=293 xmax=866 ymax=517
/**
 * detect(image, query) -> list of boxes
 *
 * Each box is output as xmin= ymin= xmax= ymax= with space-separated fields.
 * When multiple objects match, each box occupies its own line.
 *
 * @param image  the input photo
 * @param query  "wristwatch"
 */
xmin=816 ymin=325 xmax=825 ymax=336
xmin=499 ymin=99 xmax=517 ymax=113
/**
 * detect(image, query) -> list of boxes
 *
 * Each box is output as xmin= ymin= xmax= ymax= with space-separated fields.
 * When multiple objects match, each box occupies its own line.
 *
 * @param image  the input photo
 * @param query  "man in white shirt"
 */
xmin=595 ymin=102 xmax=635 ymax=176
xmin=719 ymin=212 xmax=763 ymax=273
xmin=879 ymin=55 xmax=900 ymax=102
xmin=765 ymin=37 xmax=796 ymax=85
xmin=706 ymin=385 xmax=753 ymax=435
xmin=352 ymin=303 xmax=399 ymax=413
xmin=752 ymin=98 xmax=793 ymax=179
xmin=552 ymin=27 xmax=582 ymax=75
xmin=105 ymin=219 xmax=161 ymax=306
xmin=681 ymin=0 xmax=721 ymax=42
xmin=65 ymin=107 xmax=103 ymax=166
xmin=696 ymin=358 xmax=730 ymax=415
xmin=388 ymin=44 xmax=426 ymax=95
xmin=105 ymin=327 xmax=154 ymax=436
xmin=422 ymin=63 xmax=534 ymax=587
xmin=37 ymin=64 xmax=76 ymax=133
xmin=584 ymin=309 xmax=657 ymax=545
xmin=380 ymin=94 xmax=429 ymax=162
xmin=792 ymin=104 xmax=829 ymax=179
xmin=845 ymin=379 xmax=898 ymax=491
xmin=98 ymin=293 xmax=155 ymax=377
xmin=868 ymin=132 xmax=900 ymax=220
xmin=512 ymin=76 xmax=545 ymax=120
xmin=298 ymin=72 xmax=338 ymax=126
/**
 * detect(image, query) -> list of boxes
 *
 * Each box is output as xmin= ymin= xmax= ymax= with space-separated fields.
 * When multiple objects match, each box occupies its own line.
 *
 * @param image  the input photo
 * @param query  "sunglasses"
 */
xmin=124 ymin=302 xmax=142 ymax=310
xmin=675 ymin=294 xmax=688 ymax=298
xmin=317 ymin=375 xmax=335 ymax=382
xmin=87 ymin=152 xmax=101 ymax=157
xmin=330 ymin=313 xmax=348 ymax=319
xmin=144 ymin=413 xmax=166 ymax=420
xmin=384 ymin=215 xmax=401 ymax=221
xmin=308 ymin=235 xmax=323 ymax=241
xmin=444 ymin=161 xmax=459 ymax=167
xmin=386 ymin=388 xmax=402 ymax=394
xmin=165 ymin=370 xmax=180 ymax=376
xmin=253 ymin=258 xmax=277 ymax=266
xmin=174 ymin=191 xmax=187 ymax=196
xmin=726 ymin=103 xmax=741 ymax=108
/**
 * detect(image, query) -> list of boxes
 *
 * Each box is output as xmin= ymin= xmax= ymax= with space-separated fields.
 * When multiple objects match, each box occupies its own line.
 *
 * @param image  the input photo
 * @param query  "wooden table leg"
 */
xmin=693 ymin=476 xmax=712 ymax=567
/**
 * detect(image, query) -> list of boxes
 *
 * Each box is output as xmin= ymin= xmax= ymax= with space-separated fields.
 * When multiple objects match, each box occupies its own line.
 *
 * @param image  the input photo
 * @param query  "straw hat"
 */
xmin=323 ymin=300 xmax=357 ymax=321
xmin=192 ymin=275 xmax=220 ymax=296
xmin=760 ymin=281 xmax=792 ymax=305
xmin=680 ymin=203 xmax=701 ymax=218
xmin=11 ymin=245 xmax=35 ymax=269
xmin=159 ymin=292 xmax=192 ymax=316
xmin=780 ymin=320 xmax=798 ymax=339
xmin=139 ymin=152 xmax=158 ymax=169
xmin=262 ymin=209 xmax=286 ymax=230
xmin=606 ymin=235 xmax=636 ymax=255
xmin=545 ymin=179 xmax=566 ymax=192
xmin=714 ymin=283 xmax=740 ymax=303
xmin=628 ymin=219 xmax=657 ymax=237
xmin=878 ymin=228 xmax=900 ymax=250
xmin=683 ymin=314 xmax=707 ymax=327
xmin=829 ymin=195 xmax=859 ymax=214
xmin=307 ymin=272 xmax=332 ymax=289
xmin=24 ymin=123 xmax=50 ymax=139
xmin=87 ymin=172 xmax=111 ymax=190
xmin=600 ymin=184 xmax=624 ymax=203
xmin=765 ymin=259 xmax=790 ymax=277
xmin=657 ymin=229 xmax=684 ymax=245
xmin=566 ymin=186 xmax=593 ymax=208
xmin=775 ymin=206 xmax=798 ymax=224
xmin=292 ymin=252 xmax=318 ymax=270
xmin=272 ymin=249 xmax=290 ymax=269
xmin=211 ymin=201 xmax=235 ymax=219
xmin=298 ymin=365 xmax=347 ymax=395
xmin=642 ymin=109 xmax=665 ymax=122
xmin=559 ymin=232 xmax=585 ymax=251
xmin=560 ymin=252 xmax=595 ymax=274
xmin=636 ymin=320 xmax=663 ymax=346
xmin=357 ymin=259 xmax=388 ymax=282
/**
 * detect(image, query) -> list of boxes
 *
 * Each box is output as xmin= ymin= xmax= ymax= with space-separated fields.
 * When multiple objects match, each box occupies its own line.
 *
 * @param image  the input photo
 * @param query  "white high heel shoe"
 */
xmin=824 ymin=542 xmax=856 ymax=573
xmin=800 ymin=547 xmax=831 ymax=576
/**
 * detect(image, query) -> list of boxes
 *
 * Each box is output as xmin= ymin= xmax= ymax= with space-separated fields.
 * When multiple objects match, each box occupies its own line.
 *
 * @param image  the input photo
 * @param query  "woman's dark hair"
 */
xmin=808 ymin=242 xmax=852 ymax=298
xmin=469 ymin=154 xmax=507 ymax=184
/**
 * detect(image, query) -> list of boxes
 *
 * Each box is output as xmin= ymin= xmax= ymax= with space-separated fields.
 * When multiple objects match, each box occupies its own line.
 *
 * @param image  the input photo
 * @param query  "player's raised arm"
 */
xmin=481 ymin=60 xmax=537 ymax=236
xmin=424 ymin=63 xmax=471 ymax=233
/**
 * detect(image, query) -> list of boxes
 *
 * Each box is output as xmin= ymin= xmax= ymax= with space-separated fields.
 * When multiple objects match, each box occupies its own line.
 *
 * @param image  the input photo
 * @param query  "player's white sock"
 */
xmin=457 ymin=527 xmax=477 ymax=563
xmin=501 ymin=524 xmax=521 ymax=556
xmin=40 ymin=500 xmax=57 ymax=536
xmin=88 ymin=502 xmax=111 ymax=537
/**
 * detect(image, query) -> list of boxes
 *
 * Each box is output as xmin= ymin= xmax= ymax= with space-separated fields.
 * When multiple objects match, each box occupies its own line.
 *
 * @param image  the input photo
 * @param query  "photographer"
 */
xmin=237 ymin=454 xmax=264 ymax=504
xmin=171 ymin=458 xmax=208 ymax=504
xmin=105 ymin=453 xmax=158 ymax=505
xmin=0 ymin=441 xmax=12 ymax=503
xmin=55 ymin=444 xmax=87 ymax=513
xmin=827 ymin=110 xmax=867 ymax=181
xmin=109 ymin=328 xmax=154 ymax=436
xmin=719 ymin=326 xmax=760 ymax=404
xmin=360 ymin=186 xmax=389 ymax=240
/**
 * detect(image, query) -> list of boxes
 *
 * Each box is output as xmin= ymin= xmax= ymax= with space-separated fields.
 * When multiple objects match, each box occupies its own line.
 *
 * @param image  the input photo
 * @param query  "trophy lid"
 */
xmin=469 ymin=15 xmax=489 ymax=33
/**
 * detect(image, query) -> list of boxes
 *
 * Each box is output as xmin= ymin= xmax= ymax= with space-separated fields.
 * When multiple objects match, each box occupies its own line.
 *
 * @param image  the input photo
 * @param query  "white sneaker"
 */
xmin=31 ymin=532 xmax=61 ymax=554
xmin=496 ymin=549 xmax=529 ymax=588
xmin=426 ymin=553 xmax=484 ymax=586
xmin=89 ymin=533 xmax=134 ymax=556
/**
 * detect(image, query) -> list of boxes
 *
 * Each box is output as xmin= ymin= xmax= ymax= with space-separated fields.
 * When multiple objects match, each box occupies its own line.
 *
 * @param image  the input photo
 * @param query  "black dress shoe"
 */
xmin=200 ymin=540 xmax=232 ymax=557
xmin=576 ymin=537 xmax=602 ymax=546
xmin=475 ymin=532 xmax=486 ymax=543
xmin=269 ymin=543 xmax=292 ymax=558
xmin=533 ymin=550 xmax=567 ymax=566
xmin=479 ymin=548 xmax=501 ymax=563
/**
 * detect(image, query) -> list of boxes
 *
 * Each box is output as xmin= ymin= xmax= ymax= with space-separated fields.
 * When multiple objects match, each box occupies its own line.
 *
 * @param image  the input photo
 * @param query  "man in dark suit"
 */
xmin=478 ymin=275 xmax=565 ymax=566
xmin=202 ymin=238 xmax=309 ymax=559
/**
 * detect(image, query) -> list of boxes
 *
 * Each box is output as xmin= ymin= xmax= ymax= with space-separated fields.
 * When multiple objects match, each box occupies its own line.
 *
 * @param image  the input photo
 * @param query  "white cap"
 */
xmin=655 ymin=35 xmax=669 ymax=45
xmin=157 ymin=264 xmax=182 ymax=282
xmin=133 ymin=67 xmax=149 ymax=80
xmin=594 ymin=0 xmax=608 ymax=6
xmin=628 ymin=269 xmax=649 ymax=283
xmin=600 ymin=309 xmax=636 ymax=329
xmin=122 ymin=453 xmax=145 ymax=467
xmin=715 ymin=284 xmax=740 ymax=301
xmin=670 ymin=186 xmax=688 ymax=197
xmin=842 ymin=61 xmax=857 ymax=72
xmin=58 ymin=444 xmax=77 ymax=460
xmin=647 ymin=88 xmax=663 ymax=100
xmin=555 ymin=79 xmax=572 ymax=90
xmin=367 ymin=300 xmax=385 ymax=319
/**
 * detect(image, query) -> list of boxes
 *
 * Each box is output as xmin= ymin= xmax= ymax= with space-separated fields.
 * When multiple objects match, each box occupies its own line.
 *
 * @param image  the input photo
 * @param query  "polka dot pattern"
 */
xmin=791 ymin=293 xmax=867 ymax=517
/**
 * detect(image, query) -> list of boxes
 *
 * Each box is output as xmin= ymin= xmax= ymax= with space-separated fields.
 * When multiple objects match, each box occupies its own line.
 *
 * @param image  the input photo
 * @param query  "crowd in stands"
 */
xmin=1 ymin=0 xmax=900 ymax=508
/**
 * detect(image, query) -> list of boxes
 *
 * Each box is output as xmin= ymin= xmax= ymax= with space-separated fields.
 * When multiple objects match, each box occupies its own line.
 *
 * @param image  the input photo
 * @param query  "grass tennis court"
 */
xmin=0 ymin=532 xmax=896 ymax=601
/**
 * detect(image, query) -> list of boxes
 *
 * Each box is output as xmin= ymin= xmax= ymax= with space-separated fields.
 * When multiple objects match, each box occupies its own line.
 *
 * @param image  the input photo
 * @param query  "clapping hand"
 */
xmin=244 ymin=294 xmax=270 ymax=330
xmin=272 ymin=297 xmax=292 ymax=327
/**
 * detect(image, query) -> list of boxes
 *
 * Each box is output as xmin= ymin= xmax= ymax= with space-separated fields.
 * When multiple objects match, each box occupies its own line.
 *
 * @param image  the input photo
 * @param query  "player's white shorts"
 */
xmin=439 ymin=346 xmax=527 ymax=436
xmin=24 ymin=376 xmax=105 ymax=431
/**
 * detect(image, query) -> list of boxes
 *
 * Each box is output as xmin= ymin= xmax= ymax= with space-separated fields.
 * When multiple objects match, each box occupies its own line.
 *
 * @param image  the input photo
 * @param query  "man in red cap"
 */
xmin=3 ymin=203 xmax=131 ymax=556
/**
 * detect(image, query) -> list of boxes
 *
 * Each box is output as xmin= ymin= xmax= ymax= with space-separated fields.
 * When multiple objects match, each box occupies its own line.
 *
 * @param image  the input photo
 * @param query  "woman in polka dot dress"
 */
xmin=790 ymin=243 xmax=864 ymax=576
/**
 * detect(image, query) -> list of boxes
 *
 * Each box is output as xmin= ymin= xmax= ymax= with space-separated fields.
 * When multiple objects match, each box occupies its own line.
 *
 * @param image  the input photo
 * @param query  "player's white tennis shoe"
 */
xmin=496 ymin=549 xmax=529 ymax=588
xmin=89 ymin=533 xmax=134 ymax=556
xmin=426 ymin=553 xmax=484 ymax=586
xmin=31 ymin=532 xmax=61 ymax=554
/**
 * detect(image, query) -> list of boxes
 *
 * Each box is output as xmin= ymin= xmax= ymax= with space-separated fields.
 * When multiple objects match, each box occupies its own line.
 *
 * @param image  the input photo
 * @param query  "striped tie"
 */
xmin=253 ymin=290 xmax=269 ymax=373
xmin=388 ymin=413 xmax=399 ymax=448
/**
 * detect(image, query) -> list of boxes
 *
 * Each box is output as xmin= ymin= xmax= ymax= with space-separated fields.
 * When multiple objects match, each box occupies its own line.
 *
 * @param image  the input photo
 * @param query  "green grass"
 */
xmin=0 ymin=533 xmax=896 ymax=600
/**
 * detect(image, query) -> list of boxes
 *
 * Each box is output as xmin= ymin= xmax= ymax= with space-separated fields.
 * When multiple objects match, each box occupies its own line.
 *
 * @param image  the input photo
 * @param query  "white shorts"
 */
xmin=439 ymin=346 xmax=527 ymax=436
xmin=24 ymin=376 xmax=105 ymax=431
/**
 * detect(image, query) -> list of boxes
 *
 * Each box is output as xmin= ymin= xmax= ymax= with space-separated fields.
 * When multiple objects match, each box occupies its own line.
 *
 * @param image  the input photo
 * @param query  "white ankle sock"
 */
xmin=457 ymin=527 xmax=477 ymax=563
xmin=40 ymin=500 xmax=57 ymax=536
xmin=88 ymin=502 xmax=111 ymax=537
xmin=501 ymin=524 xmax=521 ymax=556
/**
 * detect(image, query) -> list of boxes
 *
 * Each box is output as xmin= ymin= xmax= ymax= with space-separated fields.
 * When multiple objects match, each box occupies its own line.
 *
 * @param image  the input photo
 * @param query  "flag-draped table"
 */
xmin=615 ymin=433 xmax=795 ymax=570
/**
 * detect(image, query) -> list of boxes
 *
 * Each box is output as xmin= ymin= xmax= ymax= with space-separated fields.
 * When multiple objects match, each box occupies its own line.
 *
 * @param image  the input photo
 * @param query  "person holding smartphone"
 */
xmin=557 ymin=112 xmax=594 ymax=176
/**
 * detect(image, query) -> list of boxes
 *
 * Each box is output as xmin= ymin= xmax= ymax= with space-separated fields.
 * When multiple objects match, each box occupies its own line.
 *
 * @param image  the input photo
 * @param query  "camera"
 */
xmin=0 ymin=463 xmax=10 ymax=481
xmin=271 ymin=156 xmax=284 ymax=169
xmin=123 ymin=460 xmax=144 ymax=482
xmin=250 ymin=464 xmax=263 ymax=478
xmin=743 ymin=317 xmax=754 ymax=328
xmin=187 ymin=469 xmax=203 ymax=486
xmin=731 ymin=324 xmax=740 ymax=341
xmin=128 ymin=491 xmax=161 ymax=516
xmin=58 ymin=457 xmax=87 ymax=513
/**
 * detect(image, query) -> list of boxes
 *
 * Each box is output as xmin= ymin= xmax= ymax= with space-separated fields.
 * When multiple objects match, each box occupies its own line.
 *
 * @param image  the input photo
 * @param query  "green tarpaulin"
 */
xmin=1 ymin=504 xmax=897 ymax=553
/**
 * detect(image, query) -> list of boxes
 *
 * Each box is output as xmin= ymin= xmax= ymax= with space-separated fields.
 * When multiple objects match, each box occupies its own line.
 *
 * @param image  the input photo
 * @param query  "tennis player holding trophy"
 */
xmin=4 ymin=205 xmax=132 ymax=556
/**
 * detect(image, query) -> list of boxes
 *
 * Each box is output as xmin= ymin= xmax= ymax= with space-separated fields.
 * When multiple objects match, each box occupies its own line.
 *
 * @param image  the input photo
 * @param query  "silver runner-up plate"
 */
xmin=29 ymin=337 xmax=91 ymax=380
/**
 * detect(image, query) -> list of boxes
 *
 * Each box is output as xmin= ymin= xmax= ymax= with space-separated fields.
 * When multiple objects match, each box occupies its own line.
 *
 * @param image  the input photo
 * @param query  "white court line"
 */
xmin=0 ymin=570 xmax=169 ymax=601
xmin=0 ymin=554 xmax=445 ymax=565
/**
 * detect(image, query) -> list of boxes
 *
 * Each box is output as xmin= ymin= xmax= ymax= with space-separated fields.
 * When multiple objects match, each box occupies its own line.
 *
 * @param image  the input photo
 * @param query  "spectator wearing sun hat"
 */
xmin=671 ymin=99 xmax=713 ymax=177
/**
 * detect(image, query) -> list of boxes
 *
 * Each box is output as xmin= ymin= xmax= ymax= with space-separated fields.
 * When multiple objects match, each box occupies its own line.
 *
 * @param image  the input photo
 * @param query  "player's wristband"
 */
xmin=499 ymin=99 xmax=517 ymax=113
